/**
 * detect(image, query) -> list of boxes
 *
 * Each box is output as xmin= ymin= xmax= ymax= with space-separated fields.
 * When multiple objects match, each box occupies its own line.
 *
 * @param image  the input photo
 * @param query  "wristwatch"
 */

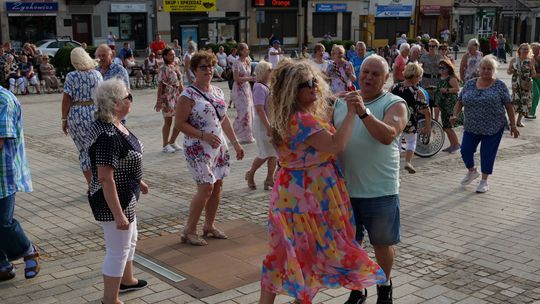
xmin=359 ymin=108 xmax=371 ymax=120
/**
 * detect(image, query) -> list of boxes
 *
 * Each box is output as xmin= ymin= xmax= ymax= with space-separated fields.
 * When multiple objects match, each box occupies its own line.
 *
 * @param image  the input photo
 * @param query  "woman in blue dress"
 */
xmin=61 ymin=47 xmax=103 ymax=184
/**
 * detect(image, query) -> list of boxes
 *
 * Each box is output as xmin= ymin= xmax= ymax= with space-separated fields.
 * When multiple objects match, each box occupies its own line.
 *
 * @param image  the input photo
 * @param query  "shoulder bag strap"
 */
xmin=188 ymin=85 xmax=223 ymax=121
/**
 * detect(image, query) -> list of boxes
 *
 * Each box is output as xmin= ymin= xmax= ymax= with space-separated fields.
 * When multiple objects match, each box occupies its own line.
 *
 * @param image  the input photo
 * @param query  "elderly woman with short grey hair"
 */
xmin=87 ymin=78 xmax=149 ymax=304
xmin=61 ymin=47 xmax=103 ymax=184
xmin=460 ymin=38 xmax=483 ymax=83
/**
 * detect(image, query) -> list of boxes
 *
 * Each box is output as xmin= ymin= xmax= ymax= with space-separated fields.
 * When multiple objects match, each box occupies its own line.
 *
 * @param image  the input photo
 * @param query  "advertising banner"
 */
xmin=163 ymin=0 xmax=216 ymax=12
xmin=375 ymin=0 xmax=415 ymax=18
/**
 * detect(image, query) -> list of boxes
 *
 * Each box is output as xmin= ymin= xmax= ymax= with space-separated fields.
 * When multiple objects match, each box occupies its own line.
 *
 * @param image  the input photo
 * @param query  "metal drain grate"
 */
xmin=134 ymin=254 xmax=186 ymax=283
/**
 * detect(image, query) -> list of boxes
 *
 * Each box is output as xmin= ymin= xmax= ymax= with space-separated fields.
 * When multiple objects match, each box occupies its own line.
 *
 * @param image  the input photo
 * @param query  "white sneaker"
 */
xmin=171 ymin=143 xmax=184 ymax=151
xmin=461 ymin=170 xmax=480 ymax=185
xmin=476 ymin=180 xmax=489 ymax=193
xmin=162 ymin=144 xmax=176 ymax=153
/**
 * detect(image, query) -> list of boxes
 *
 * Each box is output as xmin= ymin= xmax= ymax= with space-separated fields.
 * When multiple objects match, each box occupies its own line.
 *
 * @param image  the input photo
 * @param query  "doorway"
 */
xmin=72 ymin=15 xmax=92 ymax=44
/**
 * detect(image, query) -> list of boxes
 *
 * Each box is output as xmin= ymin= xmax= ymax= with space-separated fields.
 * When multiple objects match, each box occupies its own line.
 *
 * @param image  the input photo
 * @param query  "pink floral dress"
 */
xmin=231 ymin=59 xmax=255 ymax=142
xmin=158 ymin=64 xmax=183 ymax=117
xmin=260 ymin=112 xmax=385 ymax=304
xmin=181 ymin=86 xmax=230 ymax=184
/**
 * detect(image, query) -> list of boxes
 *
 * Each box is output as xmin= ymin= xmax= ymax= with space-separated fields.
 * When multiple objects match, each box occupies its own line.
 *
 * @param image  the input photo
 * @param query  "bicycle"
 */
xmin=400 ymin=86 xmax=445 ymax=157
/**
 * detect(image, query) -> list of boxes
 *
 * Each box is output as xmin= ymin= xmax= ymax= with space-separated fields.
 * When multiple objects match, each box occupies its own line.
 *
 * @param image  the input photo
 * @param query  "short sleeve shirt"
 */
xmin=97 ymin=63 xmax=130 ymax=90
xmin=393 ymin=55 xmax=408 ymax=81
xmin=87 ymin=121 xmax=143 ymax=222
xmin=252 ymin=82 xmax=269 ymax=115
xmin=0 ymin=88 xmax=32 ymax=199
xmin=458 ymin=79 xmax=511 ymax=135
xmin=64 ymin=70 xmax=103 ymax=102
xmin=268 ymin=47 xmax=282 ymax=68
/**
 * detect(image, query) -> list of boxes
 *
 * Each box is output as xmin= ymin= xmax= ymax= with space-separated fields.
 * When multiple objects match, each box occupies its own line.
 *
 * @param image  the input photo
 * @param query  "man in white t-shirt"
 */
xmin=268 ymin=40 xmax=284 ymax=68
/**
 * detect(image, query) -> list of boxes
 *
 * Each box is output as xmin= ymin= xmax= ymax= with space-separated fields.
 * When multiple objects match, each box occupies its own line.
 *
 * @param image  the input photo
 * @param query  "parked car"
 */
xmin=36 ymin=37 xmax=81 ymax=58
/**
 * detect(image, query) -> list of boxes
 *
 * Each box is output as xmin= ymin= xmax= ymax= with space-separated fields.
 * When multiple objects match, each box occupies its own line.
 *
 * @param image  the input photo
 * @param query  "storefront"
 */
xmin=370 ymin=0 xmax=415 ymax=46
xmin=107 ymin=3 xmax=148 ymax=49
xmin=418 ymin=0 xmax=453 ymax=40
xmin=250 ymin=0 xmax=299 ymax=46
xmin=5 ymin=1 xmax=59 ymax=46
xmin=310 ymin=3 xmax=352 ymax=41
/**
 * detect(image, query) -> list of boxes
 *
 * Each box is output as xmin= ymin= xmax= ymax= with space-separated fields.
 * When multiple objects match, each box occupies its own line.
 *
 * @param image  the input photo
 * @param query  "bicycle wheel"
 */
xmin=414 ymin=119 xmax=445 ymax=158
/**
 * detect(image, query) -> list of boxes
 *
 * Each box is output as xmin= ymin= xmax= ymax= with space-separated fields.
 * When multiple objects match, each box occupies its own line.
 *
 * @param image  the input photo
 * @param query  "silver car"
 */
xmin=36 ymin=38 xmax=81 ymax=58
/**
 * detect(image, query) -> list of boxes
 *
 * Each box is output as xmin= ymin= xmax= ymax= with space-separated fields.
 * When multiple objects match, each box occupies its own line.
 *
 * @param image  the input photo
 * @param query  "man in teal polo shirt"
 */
xmin=334 ymin=55 xmax=408 ymax=304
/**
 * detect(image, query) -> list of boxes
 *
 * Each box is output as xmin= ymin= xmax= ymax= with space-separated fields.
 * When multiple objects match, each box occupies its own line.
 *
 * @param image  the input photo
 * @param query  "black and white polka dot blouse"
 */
xmin=87 ymin=121 xmax=143 ymax=222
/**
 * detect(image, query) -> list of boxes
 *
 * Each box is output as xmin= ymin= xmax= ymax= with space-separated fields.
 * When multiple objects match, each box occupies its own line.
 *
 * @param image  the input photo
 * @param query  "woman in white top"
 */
xmin=312 ymin=43 xmax=329 ymax=75
xmin=216 ymin=46 xmax=228 ymax=70
xmin=184 ymin=41 xmax=197 ymax=85
xmin=245 ymin=61 xmax=277 ymax=190
xmin=144 ymin=53 xmax=157 ymax=83
xmin=460 ymin=38 xmax=483 ymax=83
xmin=226 ymin=48 xmax=239 ymax=68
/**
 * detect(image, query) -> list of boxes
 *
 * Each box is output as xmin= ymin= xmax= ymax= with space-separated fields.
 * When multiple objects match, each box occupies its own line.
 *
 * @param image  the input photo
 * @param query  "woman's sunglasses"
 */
xmin=123 ymin=93 xmax=133 ymax=102
xmin=298 ymin=78 xmax=318 ymax=89
xmin=438 ymin=66 xmax=449 ymax=71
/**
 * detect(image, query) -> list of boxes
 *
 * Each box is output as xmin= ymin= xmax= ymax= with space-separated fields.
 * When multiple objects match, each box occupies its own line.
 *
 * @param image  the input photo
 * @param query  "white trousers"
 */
xmin=101 ymin=216 xmax=137 ymax=277
xmin=401 ymin=132 xmax=417 ymax=152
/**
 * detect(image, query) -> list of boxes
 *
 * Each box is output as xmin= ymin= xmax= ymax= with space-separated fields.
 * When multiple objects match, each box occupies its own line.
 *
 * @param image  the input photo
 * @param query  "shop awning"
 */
xmin=65 ymin=0 xmax=101 ymax=4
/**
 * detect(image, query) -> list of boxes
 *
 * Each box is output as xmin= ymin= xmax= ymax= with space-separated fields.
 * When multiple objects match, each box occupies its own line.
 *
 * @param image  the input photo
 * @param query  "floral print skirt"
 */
xmin=260 ymin=161 xmax=385 ymax=304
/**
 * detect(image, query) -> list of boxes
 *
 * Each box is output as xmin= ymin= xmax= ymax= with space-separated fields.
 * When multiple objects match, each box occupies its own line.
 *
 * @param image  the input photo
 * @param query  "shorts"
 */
xmin=350 ymin=195 xmax=401 ymax=246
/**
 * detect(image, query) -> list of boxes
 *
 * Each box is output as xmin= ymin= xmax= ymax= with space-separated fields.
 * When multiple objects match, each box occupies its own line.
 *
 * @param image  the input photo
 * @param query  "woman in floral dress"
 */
xmin=259 ymin=59 xmax=385 ymax=304
xmin=175 ymin=51 xmax=244 ymax=246
xmin=507 ymin=43 xmax=536 ymax=127
xmin=61 ymin=47 xmax=103 ymax=184
xmin=232 ymin=43 xmax=255 ymax=143
xmin=436 ymin=59 xmax=462 ymax=153
xmin=155 ymin=47 xmax=183 ymax=153
xmin=459 ymin=38 xmax=483 ymax=83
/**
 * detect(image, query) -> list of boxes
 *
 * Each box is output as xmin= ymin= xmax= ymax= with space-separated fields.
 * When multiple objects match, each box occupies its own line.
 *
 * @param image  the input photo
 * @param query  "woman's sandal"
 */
xmin=263 ymin=178 xmax=274 ymax=190
xmin=203 ymin=228 xmax=228 ymax=239
xmin=245 ymin=170 xmax=256 ymax=190
xmin=23 ymin=245 xmax=40 ymax=279
xmin=180 ymin=231 xmax=208 ymax=246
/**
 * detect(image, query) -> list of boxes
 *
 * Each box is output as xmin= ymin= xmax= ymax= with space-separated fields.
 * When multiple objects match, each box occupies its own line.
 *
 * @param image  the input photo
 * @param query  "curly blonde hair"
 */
xmin=269 ymin=59 xmax=331 ymax=145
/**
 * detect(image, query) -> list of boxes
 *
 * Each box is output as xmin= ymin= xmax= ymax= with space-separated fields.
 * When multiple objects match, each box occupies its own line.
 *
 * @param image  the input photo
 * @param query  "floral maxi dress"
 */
xmin=181 ymin=86 xmax=230 ymax=184
xmin=511 ymin=58 xmax=533 ymax=115
xmin=260 ymin=112 xmax=385 ymax=304
xmin=231 ymin=59 xmax=255 ymax=143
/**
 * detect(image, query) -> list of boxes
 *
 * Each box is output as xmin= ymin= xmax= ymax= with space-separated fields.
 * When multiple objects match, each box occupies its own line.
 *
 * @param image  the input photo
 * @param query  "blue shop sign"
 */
xmin=315 ymin=3 xmax=348 ymax=12
xmin=376 ymin=5 xmax=413 ymax=17
xmin=6 ymin=2 xmax=59 ymax=13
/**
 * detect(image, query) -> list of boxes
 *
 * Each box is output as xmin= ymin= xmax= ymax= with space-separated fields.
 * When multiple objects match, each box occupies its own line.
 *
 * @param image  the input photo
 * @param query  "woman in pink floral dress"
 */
xmin=175 ymin=51 xmax=244 ymax=246
xmin=155 ymin=47 xmax=183 ymax=153
xmin=259 ymin=60 xmax=385 ymax=304
xmin=232 ymin=43 xmax=256 ymax=143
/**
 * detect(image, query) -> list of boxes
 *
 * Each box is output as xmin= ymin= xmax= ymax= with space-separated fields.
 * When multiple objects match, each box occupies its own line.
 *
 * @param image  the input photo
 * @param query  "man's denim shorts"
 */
xmin=350 ymin=195 xmax=401 ymax=246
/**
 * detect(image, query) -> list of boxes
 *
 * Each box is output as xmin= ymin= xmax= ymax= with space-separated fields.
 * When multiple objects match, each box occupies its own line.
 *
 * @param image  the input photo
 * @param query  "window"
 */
xmin=374 ymin=18 xmax=409 ymax=40
xmin=108 ymin=14 xmax=118 ymax=27
xmin=312 ymin=13 xmax=337 ymax=37
xmin=48 ymin=42 xmax=59 ymax=48
xmin=342 ymin=13 xmax=351 ymax=40
xmin=257 ymin=11 xmax=297 ymax=38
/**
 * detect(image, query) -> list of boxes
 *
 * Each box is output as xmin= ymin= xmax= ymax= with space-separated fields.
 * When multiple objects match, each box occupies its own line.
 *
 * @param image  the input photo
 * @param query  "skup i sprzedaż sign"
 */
xmin=6 ymin=1 xmax=58 ymax=13
xmin=315 ymin=3 xmax=347 ymax=12
xmin=163 ymin=0 xmax=216 ymax=12
xmin=375 ymin=0 xmax=415 ymax=18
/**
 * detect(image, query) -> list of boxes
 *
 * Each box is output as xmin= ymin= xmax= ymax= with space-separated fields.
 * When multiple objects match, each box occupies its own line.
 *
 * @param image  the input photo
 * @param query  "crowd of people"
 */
xmin=0 ymin=31 xmax=536 ymax=304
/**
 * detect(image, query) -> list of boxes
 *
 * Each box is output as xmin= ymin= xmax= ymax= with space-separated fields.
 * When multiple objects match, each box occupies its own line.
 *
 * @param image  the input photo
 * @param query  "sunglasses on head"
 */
xmin=123 ymin=93 xmax=133 ymax=102
xmin=298 ymin=78 xmax=318 ymax=89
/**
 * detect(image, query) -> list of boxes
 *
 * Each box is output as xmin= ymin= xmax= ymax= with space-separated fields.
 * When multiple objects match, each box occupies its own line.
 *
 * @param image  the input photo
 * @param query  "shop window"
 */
xmin=312 ymin=13 xmax=337 ymax=37
xmin=374 ymin=18 xmax=409 ymax=40
xmin=108 ymin=14 xmax=118 ymax=27
xmin=257 ymin=11 xmax=297 ymax=38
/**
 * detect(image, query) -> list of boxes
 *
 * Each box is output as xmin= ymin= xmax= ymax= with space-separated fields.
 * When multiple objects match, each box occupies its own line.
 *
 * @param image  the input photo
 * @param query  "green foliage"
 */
xmin=406 ymin=38 xmax=430 ymax=46
xmin=204 ymin=42 xmax=238 ymax=54
xmin=319 ymin=40 xmax=355 ymax=53
xmin=52 ymin=46 xmax=97 ymax=78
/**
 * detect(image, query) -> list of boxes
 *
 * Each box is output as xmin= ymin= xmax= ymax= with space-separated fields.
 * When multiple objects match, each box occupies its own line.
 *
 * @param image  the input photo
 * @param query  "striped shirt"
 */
xmin=0 ymin=87 xmax=32 ymax=198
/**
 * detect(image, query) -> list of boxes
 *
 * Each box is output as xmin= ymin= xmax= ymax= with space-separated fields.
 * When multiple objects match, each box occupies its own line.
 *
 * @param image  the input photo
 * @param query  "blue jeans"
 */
xmin=0 ymin=193 xmax=32 ymax=265
xmin=460 ymin=128 xmax=504 ymax=175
